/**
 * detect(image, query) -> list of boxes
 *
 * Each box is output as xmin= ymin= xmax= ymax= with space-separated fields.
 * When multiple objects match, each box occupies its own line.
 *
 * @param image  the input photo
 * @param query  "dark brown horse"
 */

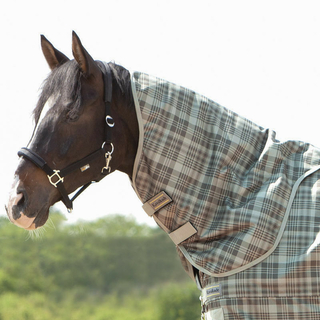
xmin=6 ymin=32 xmax=138 ymax=230
xmin=6 ymin=32 xmax=320 ymax=319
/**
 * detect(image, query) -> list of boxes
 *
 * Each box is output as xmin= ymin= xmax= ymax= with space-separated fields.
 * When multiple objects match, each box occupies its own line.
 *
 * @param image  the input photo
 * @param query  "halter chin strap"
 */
xmin=17 ymin=61 xmax=114 ymax=213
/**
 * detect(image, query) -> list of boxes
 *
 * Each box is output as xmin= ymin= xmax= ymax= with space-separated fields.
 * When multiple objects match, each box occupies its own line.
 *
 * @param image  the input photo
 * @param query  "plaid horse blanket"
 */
xmin=130 ymin=71 xmax=320 ymax=319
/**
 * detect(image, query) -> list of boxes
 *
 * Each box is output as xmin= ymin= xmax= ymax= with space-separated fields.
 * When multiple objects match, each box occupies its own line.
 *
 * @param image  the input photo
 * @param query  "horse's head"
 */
xmin=6 ymin=32 xmax=138 ymax=230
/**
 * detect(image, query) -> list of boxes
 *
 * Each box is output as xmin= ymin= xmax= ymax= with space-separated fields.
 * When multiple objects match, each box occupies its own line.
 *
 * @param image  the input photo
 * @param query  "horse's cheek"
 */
xmin=60 ymin=138 xmax=74 ymax=156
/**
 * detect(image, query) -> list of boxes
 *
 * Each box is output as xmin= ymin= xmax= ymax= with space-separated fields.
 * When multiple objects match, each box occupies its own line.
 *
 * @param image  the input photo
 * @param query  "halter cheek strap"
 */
xmin=17 ymin=61 xmax=114 ymax=213
xmin=98 ymin=61 xmax=114 ymax=145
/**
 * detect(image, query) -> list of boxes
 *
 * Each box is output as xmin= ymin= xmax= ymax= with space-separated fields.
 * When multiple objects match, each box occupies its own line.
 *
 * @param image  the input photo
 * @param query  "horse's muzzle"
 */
xmin=6 ymin=181 xmax=37 ymax=230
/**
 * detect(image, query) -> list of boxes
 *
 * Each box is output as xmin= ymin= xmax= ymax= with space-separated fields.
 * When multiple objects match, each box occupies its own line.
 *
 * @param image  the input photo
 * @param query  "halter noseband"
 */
xmin=17 ymin=61 xmax=114 ymax=213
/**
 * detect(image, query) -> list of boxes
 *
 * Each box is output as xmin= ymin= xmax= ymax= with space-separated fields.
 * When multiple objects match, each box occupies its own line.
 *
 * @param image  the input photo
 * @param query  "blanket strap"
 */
xmin=143 ymin=191 xmax=197 ymax=245
xmin=169 ymin=222 xmax=197 ymax=245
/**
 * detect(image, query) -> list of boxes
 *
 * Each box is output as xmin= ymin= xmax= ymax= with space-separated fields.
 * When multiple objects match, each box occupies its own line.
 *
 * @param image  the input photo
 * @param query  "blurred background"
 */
xmin=2 ymin=0 xmax=320 ymax=319
xmin=0 ymin=212 xmax=198 ymax=319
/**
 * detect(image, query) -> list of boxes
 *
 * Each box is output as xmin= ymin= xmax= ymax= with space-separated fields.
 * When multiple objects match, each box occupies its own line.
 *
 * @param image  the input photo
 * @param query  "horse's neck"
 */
xmin=111 ymin=68 xmax=139 ymax=179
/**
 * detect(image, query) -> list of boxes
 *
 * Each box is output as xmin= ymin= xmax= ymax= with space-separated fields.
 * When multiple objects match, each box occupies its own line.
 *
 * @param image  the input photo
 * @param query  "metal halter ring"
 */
xmin=106 ymin=115 xmax=115 ymax=127
xmin=101 ymin=142 xmax=114 ymax=154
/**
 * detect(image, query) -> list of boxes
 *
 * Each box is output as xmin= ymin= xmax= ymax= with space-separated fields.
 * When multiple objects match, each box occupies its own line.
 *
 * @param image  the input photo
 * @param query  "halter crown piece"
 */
xmin=17 ymin=61 xmax=114 ymax=213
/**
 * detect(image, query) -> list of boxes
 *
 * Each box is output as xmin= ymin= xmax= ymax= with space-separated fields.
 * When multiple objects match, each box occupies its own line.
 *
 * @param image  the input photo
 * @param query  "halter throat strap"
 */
xmin=17 ymin=61 xmax=114 ymax=212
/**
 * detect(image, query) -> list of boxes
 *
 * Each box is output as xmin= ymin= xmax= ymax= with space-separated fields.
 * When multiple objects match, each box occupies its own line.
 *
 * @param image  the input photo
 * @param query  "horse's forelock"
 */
xmin=33 ymin=60 xmax=82 ymax=125
xmin=32 ymin=61 xmax=133 ymax=127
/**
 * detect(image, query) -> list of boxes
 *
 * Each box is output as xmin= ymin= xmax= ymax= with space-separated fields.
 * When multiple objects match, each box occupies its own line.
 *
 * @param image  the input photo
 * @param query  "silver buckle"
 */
xmin=48 ymin=170 xmax=64 ymax=187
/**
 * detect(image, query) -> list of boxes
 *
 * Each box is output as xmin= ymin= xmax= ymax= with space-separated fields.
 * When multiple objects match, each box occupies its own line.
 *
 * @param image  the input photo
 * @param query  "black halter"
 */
xmin=17 ymin=61 xmax=115 ymax=213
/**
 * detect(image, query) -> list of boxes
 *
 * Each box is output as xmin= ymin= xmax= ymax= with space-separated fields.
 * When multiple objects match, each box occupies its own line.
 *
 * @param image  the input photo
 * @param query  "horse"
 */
xmin=6 ymin=32 xmax=320 ymax=319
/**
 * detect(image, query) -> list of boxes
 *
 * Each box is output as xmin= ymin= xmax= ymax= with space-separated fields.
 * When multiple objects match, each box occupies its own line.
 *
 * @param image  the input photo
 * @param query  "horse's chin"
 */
xmin=13 ymin=212 xmax=37 ymax=230
xmin=6 ymin=202 xmax=50 ymax=230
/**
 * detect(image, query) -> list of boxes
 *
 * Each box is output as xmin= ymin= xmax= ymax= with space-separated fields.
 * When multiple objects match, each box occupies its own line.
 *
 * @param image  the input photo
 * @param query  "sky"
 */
xmin=1 ymin=1 xmax=320 ymax=227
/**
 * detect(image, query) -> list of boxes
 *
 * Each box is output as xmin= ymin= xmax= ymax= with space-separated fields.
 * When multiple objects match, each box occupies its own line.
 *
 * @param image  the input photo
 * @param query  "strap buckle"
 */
xmin=101 ymin=143 xmax=114 ymax=174
xmin=48 ymin=170 xmax=64 ymax=187
xmin=102 ymin=152 xmax=112 ymax=174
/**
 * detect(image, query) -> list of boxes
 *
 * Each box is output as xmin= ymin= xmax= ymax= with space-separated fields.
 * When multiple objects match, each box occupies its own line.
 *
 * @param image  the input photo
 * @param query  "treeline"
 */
xmin=0 ymin=211 xmax=200 ymax=320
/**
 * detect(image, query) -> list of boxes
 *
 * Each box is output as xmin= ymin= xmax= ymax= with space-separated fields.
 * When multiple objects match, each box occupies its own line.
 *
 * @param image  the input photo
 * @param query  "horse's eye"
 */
xmin=66 ymin=114 xmax=79 ymax=122
xmin=66 ymin=109 xmax=80 ymax=122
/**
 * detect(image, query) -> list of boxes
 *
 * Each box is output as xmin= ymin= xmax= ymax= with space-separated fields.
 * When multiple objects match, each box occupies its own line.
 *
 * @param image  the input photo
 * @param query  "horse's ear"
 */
xmin=41 ymin=35 xmax=70 ymax=70
xmin=72 ymin=31 xmax=97 ymax=77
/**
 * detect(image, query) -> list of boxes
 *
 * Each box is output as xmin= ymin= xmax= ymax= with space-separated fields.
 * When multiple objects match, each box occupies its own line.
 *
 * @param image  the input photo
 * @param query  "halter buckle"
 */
xmin=48 ymin=170 xmax=64 ymax=187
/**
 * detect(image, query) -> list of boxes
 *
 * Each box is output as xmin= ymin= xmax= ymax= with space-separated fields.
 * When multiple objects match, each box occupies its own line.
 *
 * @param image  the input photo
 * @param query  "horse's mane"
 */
xmin=109 ymin=63 xmax=133 ymax=99
xmin=33 ymin=61 xmax=133 ymax=125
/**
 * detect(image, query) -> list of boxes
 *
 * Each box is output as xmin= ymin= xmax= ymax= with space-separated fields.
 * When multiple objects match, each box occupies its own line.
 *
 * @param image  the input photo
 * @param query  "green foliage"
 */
xmin=0 ymin=291 xmax=158 ymax=320
xmin=0 ymin=211 xmax=200 ymax=319
xmin=156 ymin=283 xmax=200 ymax=320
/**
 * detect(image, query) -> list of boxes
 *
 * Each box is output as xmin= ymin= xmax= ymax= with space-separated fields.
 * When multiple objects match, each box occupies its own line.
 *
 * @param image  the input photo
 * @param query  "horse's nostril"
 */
xmin=12 ymin=192 xmax=26 ymax=220
xmin=17 ymin=192 xmax=25 ymax=206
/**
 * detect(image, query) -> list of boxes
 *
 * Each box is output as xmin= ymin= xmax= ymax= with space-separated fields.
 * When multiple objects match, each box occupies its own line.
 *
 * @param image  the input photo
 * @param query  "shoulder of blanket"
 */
xmin=130 ymin=71 xmax=191 ymax=93
xmin=130 ymin=71 xmax=156 ymax=87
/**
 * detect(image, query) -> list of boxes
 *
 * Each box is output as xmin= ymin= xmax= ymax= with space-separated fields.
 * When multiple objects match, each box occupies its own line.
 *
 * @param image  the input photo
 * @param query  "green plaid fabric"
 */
xmin=131 ymin=72 xmax=320 ymax=317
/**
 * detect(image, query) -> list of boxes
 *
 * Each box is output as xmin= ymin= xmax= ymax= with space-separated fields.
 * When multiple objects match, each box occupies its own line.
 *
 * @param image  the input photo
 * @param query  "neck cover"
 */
xmin=131 ymin=71 xmax=320 ymax=278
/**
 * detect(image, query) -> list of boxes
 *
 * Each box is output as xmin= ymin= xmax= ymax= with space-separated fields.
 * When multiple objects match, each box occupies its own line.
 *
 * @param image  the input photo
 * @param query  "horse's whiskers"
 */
xmin=26 ymin=225 xmax=47 ymax=240
xmin=46 ymin=216 xmax=56 ymax=230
